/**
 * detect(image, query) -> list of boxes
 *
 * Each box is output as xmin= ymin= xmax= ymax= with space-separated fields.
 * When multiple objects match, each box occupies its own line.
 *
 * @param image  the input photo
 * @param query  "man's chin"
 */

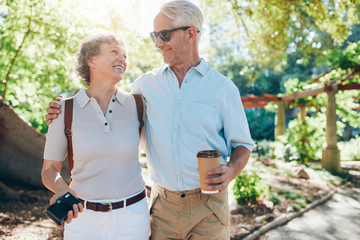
xmin=162 ymin=56 xmax=171 ymax=65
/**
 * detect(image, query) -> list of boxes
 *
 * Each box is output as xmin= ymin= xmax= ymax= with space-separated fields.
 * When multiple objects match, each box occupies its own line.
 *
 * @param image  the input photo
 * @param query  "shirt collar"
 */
xmin=192 ymin=58 xmax=209 ymax=76
xmin=164 ymin=58 xmax=209 ymax=76
xmin=76 ymin=87 xmax=126 ymax=109
xmin=114 ymin=87 xmax=126 ymax=105
xmin=76 ymin=88 xmax=90 ymax=108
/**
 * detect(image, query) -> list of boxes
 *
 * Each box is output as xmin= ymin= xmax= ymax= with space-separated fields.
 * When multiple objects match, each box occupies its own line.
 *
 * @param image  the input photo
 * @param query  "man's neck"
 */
xmin=170 ymin=57 xmax=201 ymax=88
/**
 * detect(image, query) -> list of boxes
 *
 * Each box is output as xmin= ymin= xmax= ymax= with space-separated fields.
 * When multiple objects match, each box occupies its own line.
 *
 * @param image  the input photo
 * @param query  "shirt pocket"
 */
xmin=181 ymin=102 xmax=218 ymax=138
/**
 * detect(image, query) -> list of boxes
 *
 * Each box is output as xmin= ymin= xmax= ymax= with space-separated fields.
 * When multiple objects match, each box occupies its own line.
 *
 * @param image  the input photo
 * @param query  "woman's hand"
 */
xmin=49 ymin=190 xmax=84 ymax=230
xmin=41 ymin=160 xmax=83 ymax=229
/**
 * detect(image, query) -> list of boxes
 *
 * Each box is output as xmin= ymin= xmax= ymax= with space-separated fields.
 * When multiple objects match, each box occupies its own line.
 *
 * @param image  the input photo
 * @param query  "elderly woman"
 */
xmin=41 ymin=33 xmax=149 ymax=239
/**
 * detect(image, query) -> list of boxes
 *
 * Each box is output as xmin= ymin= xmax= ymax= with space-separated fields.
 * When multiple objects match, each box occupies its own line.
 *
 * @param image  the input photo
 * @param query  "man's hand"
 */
xmin=204 ymin=165 xmax=233 ymax=196
xmin=49 ymin=189 xmax=83 ymax=230
xmin=204 ymin=146 xmax=251 ymax=196
xmin=45 ymin=96 xmax=63 ymax=125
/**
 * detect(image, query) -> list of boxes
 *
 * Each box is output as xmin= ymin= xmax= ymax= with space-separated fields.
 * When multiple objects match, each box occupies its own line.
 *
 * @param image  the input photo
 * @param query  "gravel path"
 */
xmin=259 ymin=185 xmax=360 ymax=240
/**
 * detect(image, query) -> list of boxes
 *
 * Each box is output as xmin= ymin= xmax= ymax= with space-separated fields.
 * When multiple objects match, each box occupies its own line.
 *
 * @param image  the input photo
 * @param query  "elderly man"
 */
xmin=46 ymin=1 xmax=254 ymax=239
xmin=131 ymin=1 xmax=254 ymax=239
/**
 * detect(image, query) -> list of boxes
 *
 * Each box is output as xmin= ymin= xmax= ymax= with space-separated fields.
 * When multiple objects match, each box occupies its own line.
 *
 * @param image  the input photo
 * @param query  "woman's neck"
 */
xmin=87 ymin=83 xmax=117 ymax=114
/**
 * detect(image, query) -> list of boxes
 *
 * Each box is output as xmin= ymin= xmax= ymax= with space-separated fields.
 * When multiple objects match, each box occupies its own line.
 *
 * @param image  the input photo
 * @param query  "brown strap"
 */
xmin=64 ymin=98 xmax=74 ymax=179
xmin=64 ymin=95 xmax=143 ymax=180
xmin=132 ymin=94 xmax=144 ymax=134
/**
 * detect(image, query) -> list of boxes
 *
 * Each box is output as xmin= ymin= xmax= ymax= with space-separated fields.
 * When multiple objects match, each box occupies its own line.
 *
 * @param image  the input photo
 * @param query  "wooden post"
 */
xmin=322 ymin=90 xmax=340 ymax=172
xmin=299 ymin=104 xmax=306 ymax=121
xmin=275 ymin=101 xmax=285 ymax=139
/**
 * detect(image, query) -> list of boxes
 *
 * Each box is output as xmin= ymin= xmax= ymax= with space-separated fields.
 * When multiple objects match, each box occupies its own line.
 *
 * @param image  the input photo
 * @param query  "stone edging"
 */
xmin=242 ymin=189 xmax=337 ymax=240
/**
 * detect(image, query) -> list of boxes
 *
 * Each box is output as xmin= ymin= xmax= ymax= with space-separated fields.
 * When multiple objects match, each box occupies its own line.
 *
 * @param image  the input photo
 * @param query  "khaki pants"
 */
xmin=149 ymin=183 xmax=229 ymax=240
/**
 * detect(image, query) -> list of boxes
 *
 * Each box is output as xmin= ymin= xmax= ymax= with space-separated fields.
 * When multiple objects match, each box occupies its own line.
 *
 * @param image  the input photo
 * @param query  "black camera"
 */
xmin=45 ymin=192 xmax=80 ymax=225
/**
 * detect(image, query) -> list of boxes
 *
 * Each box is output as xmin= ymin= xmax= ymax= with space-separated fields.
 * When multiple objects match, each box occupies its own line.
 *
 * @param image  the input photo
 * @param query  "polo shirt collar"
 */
xmin=114 ymin=87 xmax=126 ymax=105
xmin=164 ymin=58 xmax=209 ymax=76
xmin=76 ymin=88 xmax=90 ymax=108
xmin=76 ymin=87 xmax=125 ymax=109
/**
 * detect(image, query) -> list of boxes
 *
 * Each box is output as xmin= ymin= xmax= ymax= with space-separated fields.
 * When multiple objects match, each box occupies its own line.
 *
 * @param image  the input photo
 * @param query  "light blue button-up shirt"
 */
xmin=131 ymin=59 xmax=254 ymax=191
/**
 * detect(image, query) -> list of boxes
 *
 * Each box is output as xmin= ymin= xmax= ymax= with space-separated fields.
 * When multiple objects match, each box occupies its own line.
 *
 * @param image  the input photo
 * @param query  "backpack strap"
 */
xmin=64 ymin=98 xmax=74 ymax=180
xmin=132 ymin=94 xmax=144 ymax=134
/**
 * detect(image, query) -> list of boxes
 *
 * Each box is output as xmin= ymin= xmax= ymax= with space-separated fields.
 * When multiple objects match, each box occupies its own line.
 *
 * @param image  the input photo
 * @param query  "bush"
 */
xmin=256 ymin=140 xmax=273 ymax=158
xmin=268 ymin=191 xmax=281 ymax=205
xmin=278 ymin=189 xmax=300 ymax=200
xmin=339 ymin=136 xmax=360 ymax=161
xmin=233 ymin=171 xmax=269 ymax=204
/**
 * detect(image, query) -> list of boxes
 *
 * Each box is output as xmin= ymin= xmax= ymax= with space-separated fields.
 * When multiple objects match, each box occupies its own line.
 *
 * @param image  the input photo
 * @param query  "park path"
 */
xmin=260 ymin=162 xmax=360 ymax=240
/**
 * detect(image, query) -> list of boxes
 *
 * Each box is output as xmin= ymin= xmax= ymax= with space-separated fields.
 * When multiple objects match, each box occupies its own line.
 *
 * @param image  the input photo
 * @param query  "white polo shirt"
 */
xmin=44 ymin=88 xmax=145 ymax=200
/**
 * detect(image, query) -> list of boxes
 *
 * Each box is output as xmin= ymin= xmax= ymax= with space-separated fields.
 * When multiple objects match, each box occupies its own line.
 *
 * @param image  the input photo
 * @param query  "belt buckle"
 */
xmin=100 ymin=202 xmax=113 ymax=212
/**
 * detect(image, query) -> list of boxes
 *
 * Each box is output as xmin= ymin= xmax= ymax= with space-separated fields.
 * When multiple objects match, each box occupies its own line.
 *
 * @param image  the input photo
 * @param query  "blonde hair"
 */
xmin=160 ymin=0 xmax=203 ymax=43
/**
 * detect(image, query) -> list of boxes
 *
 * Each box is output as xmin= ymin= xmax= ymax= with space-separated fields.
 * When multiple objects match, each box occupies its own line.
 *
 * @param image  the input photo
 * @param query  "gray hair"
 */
xmin=160 ymin=0 xmax=203 ymax=43
xmin=75 ymin=33 xmax=126 ymax=85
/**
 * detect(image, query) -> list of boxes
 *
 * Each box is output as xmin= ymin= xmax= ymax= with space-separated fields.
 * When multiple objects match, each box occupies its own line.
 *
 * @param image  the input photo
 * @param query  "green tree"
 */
xmin=0 ymin=0 xmax=85 ymax=133
xmin=0 ymin=0 xmax=163 ymax=134
xmin=204 ymin=0 xmax=360 ymax=67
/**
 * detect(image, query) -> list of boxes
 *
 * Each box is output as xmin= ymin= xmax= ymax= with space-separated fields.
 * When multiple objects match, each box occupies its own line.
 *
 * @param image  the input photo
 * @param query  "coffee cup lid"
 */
xmin=197 ymin=150 xmax=222 ymax=158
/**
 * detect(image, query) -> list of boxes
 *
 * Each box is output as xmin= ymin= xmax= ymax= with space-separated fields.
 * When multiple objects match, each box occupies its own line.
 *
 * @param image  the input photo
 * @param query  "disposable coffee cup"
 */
xmin=197 ymin=150 xmax=222 ymax=194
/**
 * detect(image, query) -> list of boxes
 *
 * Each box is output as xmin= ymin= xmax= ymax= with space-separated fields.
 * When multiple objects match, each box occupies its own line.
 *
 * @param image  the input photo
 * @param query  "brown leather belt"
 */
xmin=79 ymin=190 xmax=146 ymax=212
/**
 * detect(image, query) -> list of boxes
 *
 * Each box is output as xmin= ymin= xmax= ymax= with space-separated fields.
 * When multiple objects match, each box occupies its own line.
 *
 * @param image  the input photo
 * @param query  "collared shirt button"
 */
xmin=174 ymin=125 xmax=178 ymax=129
xmin=109 ymin=110 xmax=112 ymax=113
xmin=105 ymin=122 xmax=108 ymax=126
xmin=112 ymin=99 xmax=115 ymax=102
xmin=177 ymin=176 xmax=180 ymax=180
xmin=174 ymin=151 xmax=178 ymax=154
xmin=176 ymin=100 xmax=180 ymax=104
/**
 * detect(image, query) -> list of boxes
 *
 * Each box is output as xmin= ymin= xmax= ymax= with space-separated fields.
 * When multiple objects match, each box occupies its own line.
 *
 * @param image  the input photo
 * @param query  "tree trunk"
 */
xmin=2 ymin=14 xmax=32 ymax=100
xmin=0 ymin=180 xmax=21 ymax=200
xmin=0 ymin=99 xmax=69 ymax=189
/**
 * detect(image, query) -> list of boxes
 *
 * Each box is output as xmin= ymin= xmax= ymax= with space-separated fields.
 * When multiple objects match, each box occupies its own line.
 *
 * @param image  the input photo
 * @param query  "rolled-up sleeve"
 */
xmin=43 ymin=100 xmax=67 ymax=161
xmin=223 ymin=88 xmax=254 ymax=155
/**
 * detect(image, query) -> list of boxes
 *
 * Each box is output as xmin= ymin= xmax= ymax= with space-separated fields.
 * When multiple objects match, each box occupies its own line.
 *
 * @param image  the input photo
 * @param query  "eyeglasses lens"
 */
xmin=150 ymin=27 xmax=193 ymax=43
xmin=150 ymin=30 xmax=170 ymax=43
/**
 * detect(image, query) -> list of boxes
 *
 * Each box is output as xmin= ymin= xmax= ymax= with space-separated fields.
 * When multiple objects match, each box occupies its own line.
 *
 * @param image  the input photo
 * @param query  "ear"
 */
xmin=187 ymin=27 xmax=197 ymax=44
xmin=86 ymin=57 xmax=96 ymax=68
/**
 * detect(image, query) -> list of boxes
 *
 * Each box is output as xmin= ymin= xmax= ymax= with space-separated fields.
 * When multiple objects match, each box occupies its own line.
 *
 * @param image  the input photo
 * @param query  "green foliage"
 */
xmin=0 ymin=0 xmax=162 ymax=134
xmin=233 ymin=171 xmax=269 ymax=204
xmin=328 ymin=41 xmax=360 ymax=69
xmin=275 ymin=111 xmax=345 ymax=164
xmin=245 ymin=109 xmax=275 ymax=141
xmin=273 ymin=113 xmax=329 ymax=164
xmin=274 ymin=46 xmax=360 ymax=164
xmin=268 ymin=191 xmax=280 ymax=205
xmin=0 ymin=0 xmax=86 ymax=133
xmin=339 ymin=137 xmax=360 ymax=161
xmin=204 ymin=0 xmax=360 ymax=66
xmin=256 ymin=140 xmax=273 ymax=158
xmin=278 ymin=189 xmax=300 ymax=200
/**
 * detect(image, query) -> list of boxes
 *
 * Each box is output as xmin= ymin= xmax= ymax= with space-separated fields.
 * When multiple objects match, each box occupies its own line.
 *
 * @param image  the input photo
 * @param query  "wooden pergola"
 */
xmin=241 ymin=66 xmax=360 ymax=172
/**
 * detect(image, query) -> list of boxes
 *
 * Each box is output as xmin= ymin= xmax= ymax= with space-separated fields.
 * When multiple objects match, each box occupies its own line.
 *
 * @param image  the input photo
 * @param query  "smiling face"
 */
xmin=90 ymin=41 xmax=127 ymax=83
xmin=153 ymin=12 xmax=189 ymax=67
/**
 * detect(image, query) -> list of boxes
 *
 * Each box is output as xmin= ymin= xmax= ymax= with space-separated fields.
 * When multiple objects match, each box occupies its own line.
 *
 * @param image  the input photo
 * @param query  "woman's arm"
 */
xmin=41 ymin=159 xmax=83 ymax=229
xmin=41 ymin=159 xmax=69 ymax=194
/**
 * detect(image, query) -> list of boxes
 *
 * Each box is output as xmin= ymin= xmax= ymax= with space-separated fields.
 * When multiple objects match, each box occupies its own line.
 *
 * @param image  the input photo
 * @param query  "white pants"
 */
xmin=64 ymin=196 xmax=149 ymax=240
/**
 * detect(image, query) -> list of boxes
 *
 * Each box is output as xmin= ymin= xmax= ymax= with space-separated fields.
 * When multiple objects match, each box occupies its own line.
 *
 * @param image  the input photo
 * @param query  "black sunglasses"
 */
xmin=150 ymin=26 xmax=200 ymax=43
